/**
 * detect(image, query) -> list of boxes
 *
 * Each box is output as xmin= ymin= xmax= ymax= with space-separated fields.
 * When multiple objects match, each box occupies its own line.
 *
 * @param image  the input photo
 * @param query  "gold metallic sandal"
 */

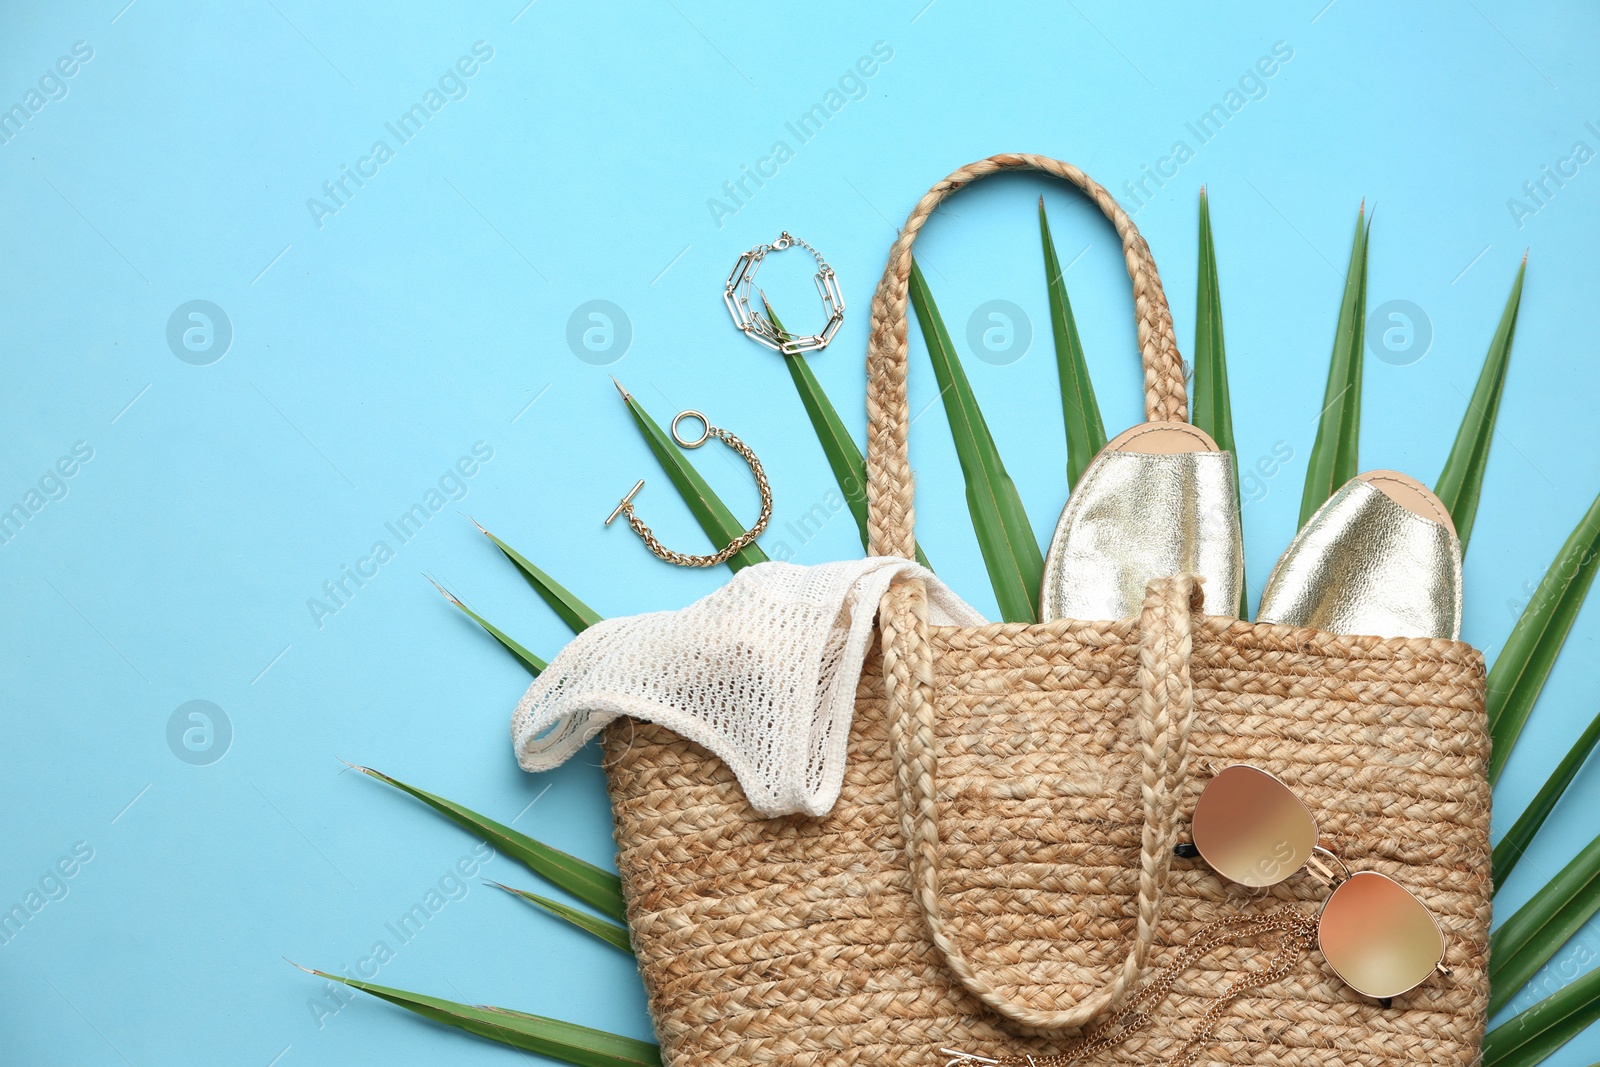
xmin=1039 ymin=421 xmax=1244 ymax=622
xmin=1256 ymin=469 xmax=1462 ymax=640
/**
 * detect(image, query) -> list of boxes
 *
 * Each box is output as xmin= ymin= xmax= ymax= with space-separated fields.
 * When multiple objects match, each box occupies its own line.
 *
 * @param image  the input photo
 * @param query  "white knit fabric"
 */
xmin=511 ymin=558 xmax=985 ymax=817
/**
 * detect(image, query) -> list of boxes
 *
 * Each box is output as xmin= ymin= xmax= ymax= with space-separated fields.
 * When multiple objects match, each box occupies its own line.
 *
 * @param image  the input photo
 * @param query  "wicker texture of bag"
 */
xmin=602 ymin=154 xmax=1491 ymax=1067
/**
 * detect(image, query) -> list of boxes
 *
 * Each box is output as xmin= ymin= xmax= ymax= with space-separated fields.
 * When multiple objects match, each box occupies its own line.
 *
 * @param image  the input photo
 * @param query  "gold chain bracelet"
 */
xmin=606 ymin=410 xmax=773 ymax=568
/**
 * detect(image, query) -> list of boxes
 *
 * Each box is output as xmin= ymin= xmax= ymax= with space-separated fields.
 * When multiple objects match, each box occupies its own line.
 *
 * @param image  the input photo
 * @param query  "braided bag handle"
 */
xmin=865 ymin=152 xmax=1188 ymax=562
xmin=869 ymin=155 xmax=1195 ymax=1030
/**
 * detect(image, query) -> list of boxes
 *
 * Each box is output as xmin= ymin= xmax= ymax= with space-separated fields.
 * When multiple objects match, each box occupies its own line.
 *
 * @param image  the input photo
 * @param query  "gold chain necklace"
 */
xmin=943 ymin=906 xmax=1320 ymax=1067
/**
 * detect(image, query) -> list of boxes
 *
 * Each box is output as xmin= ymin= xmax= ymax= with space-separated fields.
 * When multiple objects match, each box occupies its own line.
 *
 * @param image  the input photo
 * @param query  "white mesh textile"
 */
xmin=510 ymin=558 xmax=985 ymax=817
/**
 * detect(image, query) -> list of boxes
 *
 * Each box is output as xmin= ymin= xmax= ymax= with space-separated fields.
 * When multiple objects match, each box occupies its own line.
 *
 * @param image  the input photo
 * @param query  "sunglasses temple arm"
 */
xmin=1173 ymin=842 xmax=1201 ymax=859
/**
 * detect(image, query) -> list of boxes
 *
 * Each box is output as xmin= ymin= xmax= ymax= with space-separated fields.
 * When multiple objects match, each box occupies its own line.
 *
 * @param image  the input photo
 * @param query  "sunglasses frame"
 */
xmin=1181 ymin=763 xmax=1451 ymax=1003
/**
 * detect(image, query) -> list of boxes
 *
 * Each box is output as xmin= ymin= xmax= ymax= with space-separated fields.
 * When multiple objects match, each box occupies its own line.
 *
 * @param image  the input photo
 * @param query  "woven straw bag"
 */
xmin=602 ymin=154 xmax=1492 ymax=1067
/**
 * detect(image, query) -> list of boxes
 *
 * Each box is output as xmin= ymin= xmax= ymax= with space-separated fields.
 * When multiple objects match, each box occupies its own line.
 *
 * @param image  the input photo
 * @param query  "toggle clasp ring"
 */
xmin=671 ymin=409 xmax=711 ymax=449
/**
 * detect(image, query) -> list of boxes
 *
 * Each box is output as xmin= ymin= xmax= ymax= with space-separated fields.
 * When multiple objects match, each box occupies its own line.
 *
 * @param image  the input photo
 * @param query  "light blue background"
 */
xmin=2 ymin=2 xmax=1597 ymax=1064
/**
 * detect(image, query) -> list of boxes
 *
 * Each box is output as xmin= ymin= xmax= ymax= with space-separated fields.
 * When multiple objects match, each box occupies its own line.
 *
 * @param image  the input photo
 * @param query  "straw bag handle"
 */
xmin=883 ymin=574 xmax=1202 ymax=1031
xmin=865 ymin=152 xmax=1188 ymax=561
xmin=871 ymin=155 xmax=1193 ymax=1029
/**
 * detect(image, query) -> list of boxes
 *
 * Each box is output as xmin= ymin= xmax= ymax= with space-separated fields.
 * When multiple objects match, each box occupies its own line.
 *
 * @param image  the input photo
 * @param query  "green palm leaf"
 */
xmin=1192 ymin=188 xmax=1247 ymax=618
xmin=1436 ymin=258 xmax=1527 ymax=553
xmin=1038 ymin=198 xmax=1106 ymax=490
xmin=299 ymin=968 xmax=660 ymax=1067
xmin=489 ymin=880 xmax=633 ymax=952
xmin=908 ymin=258 xmax=1042 ymax=622
xmin=1299 ymin=204 xmax=1370 ymax=526
xmin=767 ymin=299 xmax=870 ymax=547
xmin=1482 ymin=961 xmax=1600 ymax=1067
xmin=470 ymin=520 xmax=603 ymax=632
xmin=614 ymin=380 xmax=768 ymax=572
xmin=1487 ymin=486 xmax=1600 ymax=784
xmin=352 ymin=765 xmax=626 ymax=922
xmin=426 ymin=576 xmax=546 ymax=675
xmin=764 ymin=300 xmax=931 ymax=569
xmin=1495 ymin=708 xmax=1600 ymax=889
xmin=1489 ymin=832 xmax=1600 ymax=1017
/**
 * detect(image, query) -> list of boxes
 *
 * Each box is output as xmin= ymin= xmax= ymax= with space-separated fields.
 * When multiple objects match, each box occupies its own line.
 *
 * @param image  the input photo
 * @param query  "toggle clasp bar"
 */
xmin=606 ymin=480 xmax=646 ymax=526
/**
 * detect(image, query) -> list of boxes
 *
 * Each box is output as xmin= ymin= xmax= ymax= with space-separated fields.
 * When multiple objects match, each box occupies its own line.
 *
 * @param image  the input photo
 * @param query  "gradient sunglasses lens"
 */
xmin=1191 ymin=765 xmax=1318 ymax=888
xmin=1318 ymin=871 xmax=1444 ymax=999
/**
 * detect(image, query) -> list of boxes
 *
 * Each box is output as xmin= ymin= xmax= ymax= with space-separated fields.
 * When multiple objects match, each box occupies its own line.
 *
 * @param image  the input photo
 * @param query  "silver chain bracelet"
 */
xmin=723 ymin=232 xmax=845 ymax=356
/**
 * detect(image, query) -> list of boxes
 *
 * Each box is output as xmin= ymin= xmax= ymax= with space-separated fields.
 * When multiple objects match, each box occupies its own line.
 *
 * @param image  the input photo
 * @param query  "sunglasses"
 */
xmin=1178 ymin=764 xmax=1450 ymax=1003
